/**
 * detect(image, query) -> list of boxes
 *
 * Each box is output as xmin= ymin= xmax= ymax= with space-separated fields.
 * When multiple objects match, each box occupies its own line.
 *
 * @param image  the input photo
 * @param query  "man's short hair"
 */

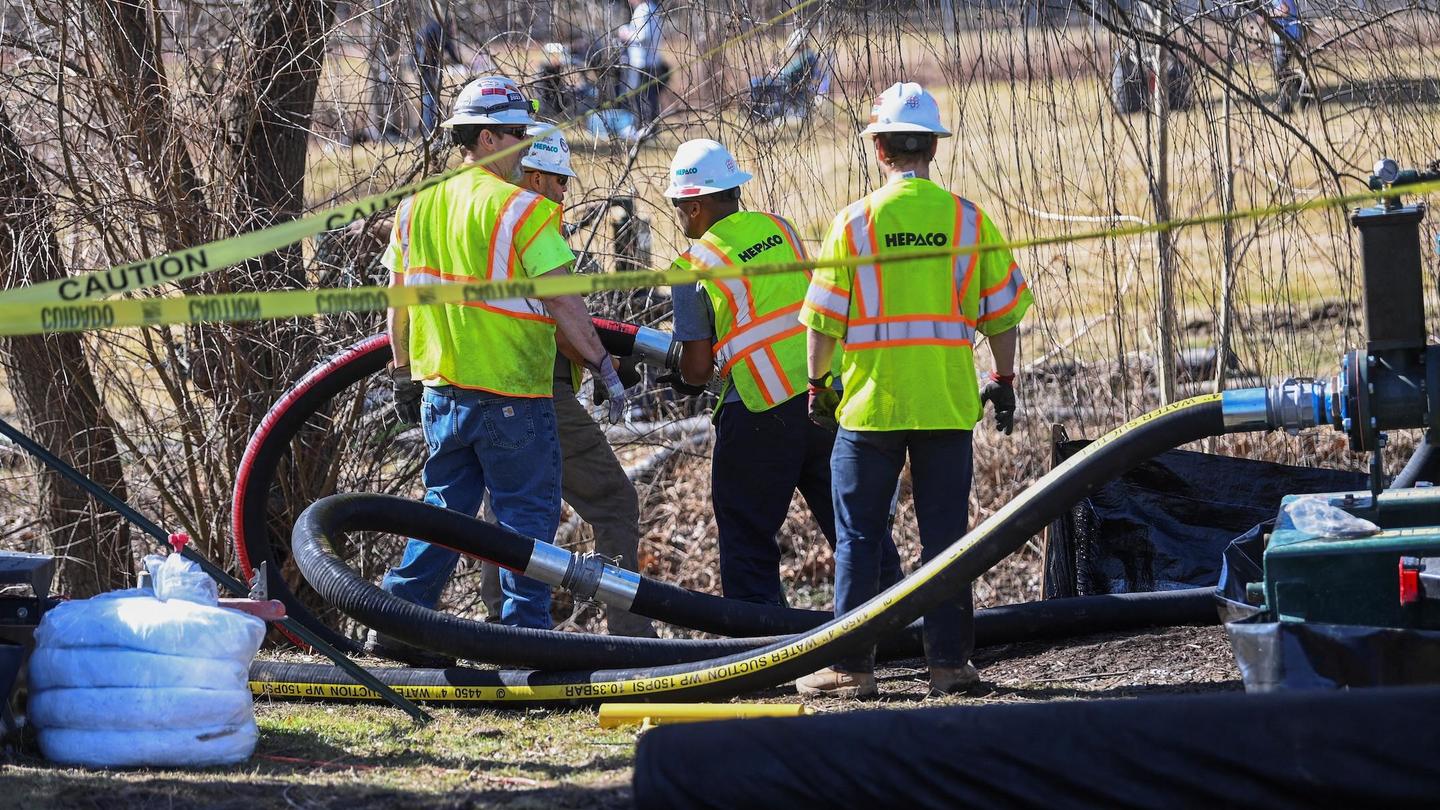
xmin=877 ymin=132 xmax=937 ymax=163
xmin=451 ymin=124 xmax=483 ymax=150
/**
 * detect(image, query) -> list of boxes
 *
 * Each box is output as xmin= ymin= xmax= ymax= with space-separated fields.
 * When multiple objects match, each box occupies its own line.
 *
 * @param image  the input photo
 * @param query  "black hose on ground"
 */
xmin=292 ymin=496 xmax=777 ymax=670
xmin=249 ymin=587 xmax=1217 ymax=702
xmin=268 ymin=396 xmax=1226 ymax=705
xmin=299 ymin=491 xmax=1217 ymax=642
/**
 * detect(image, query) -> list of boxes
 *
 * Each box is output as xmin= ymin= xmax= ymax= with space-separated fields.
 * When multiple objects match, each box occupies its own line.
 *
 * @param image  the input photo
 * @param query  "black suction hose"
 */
xmin=298 ymin=492 xmax=1215 ymax=641
xmin=262 ymin=396 xmax=1226 ymax=705
xmin=292 ymin=497 xmax=777 ymax=669
xmin=250 ymin=587 xmax=1217 ymax=703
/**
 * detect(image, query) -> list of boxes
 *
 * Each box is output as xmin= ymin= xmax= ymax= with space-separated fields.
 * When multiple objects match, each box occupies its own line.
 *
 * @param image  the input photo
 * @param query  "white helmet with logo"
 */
xmin=860 ymin=81 xmax=951 ymax=138
xmin=521 ymin=125 xmax=577 ymax=177
xmin=663 ymin=139 xmax=753 ymax=199
xmin=441 ymin=75 xmax=537 ymax=128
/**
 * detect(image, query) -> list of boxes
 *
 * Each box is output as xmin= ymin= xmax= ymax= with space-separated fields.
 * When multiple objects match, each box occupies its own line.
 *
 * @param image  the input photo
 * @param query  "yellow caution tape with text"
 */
xmin=2 ymin=177 xmax=1436 ymax=337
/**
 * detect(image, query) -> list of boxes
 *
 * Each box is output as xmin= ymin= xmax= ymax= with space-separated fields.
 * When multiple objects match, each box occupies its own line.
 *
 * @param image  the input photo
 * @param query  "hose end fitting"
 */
xmin=560 ymin=552 xmax=640 ymax=611
xmin=633 ymin=325 xmax=681 ymax=371
xmin=1221 ymin=378 xmax=1330 ymax=434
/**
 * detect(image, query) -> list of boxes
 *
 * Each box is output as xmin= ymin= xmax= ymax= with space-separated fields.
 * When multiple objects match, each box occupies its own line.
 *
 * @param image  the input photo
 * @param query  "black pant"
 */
xmin=711 ymin=394 xmax=901 ymax=606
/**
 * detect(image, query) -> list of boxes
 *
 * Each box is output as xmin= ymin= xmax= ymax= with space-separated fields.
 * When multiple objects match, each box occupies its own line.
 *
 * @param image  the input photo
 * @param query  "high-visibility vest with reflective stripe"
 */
xmin=395 ymin=168 xmax=561 ymax=396
xmin=802 ymin=177 xmax=1031 ymax=431
xmin=673 ymin=211 xmax=812 ymax=412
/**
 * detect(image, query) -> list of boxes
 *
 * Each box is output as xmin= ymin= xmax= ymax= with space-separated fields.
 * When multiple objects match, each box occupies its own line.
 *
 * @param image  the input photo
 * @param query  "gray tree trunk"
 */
xmin=0 ymin=105 xmax=133 ymax=597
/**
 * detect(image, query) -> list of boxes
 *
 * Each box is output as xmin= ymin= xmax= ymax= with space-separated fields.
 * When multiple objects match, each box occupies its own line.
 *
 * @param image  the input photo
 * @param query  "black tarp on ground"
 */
xmin=1218 ymin=522 xmax=1440 ymax=690
xmin=1045 ymin=440 xmax=1367 ymax=597
xmin=633 ymin=687 xmax=1440 ymax=810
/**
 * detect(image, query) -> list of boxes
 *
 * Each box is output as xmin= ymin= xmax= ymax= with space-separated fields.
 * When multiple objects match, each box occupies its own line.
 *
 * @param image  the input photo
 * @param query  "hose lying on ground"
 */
xmin=255 ymin=396 xmax=1227 ymax=706
xmin=249 ymin=586 xmax=1216 ymax=703
xmin=297 ymin=492 xmax=1217 ymax=642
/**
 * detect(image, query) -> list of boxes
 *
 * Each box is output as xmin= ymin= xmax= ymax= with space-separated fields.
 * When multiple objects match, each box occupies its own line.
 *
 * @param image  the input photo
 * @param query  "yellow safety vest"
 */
xmin=799 ymin=177 xmax=1031 ymax=431
xmin=387 ymin=168 xmax=574 ymax=397
xmin=672 ymin=211 xmax=813 ymax=411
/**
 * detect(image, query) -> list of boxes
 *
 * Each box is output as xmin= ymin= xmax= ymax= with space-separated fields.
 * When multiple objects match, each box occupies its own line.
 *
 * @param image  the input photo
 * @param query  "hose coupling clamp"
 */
xmin=562 ymin=552 xmax=609 ymax=600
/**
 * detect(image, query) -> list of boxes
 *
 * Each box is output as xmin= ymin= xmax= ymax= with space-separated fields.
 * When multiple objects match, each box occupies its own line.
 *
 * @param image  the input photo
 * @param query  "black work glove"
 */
xmin=979 ymin=374 xmax=1016 ymax=435
xmin=657 ymin=370 xmax=706 ymax=397
xmin=807 ymin=373 xmax=840 ymax=431
xmin=389 ymin=366 xmax=423 ymax=425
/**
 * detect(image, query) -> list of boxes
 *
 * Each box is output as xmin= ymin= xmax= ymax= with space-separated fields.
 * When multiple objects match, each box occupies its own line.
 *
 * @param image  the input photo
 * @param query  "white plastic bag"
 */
xmin=148 ymin=551 xmax=220 ymax=606
xmin=29 ymin=565 xmax=265 ymax=768
xmin=1284 ymin=496 xmax=1382 ymax=539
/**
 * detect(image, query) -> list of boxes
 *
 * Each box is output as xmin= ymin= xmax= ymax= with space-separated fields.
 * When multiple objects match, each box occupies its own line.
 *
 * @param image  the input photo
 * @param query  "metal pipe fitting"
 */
xmin=633 ymin=325 xmax=680 ymax=370
xmin=1221 ymin=378 xmax=1332 ymax=435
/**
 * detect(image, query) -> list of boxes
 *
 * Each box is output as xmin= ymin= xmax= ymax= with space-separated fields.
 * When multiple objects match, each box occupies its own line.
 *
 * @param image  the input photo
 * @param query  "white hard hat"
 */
xmin=521 ymin=125 xmax=577 ymax=178
xmin=860 ymin=82 xmax=951 ymax=138
xmin=663 ymin=139 xmax=753 ymax=199
xmin=441 ymin=75 xmax=537 ymax=128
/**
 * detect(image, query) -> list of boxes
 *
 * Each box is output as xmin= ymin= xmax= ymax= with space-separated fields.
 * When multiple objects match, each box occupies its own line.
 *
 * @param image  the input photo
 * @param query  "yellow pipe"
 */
xmin=598 ymin=702 xmax=811 ymax=728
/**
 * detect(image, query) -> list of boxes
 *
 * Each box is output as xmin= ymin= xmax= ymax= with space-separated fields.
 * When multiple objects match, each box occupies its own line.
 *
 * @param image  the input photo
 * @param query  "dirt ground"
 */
xmin=2 ymin=624 xmax=1239 ymax=809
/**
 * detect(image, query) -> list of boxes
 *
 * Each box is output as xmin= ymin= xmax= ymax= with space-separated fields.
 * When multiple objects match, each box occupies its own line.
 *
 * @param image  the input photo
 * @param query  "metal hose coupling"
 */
xmin=524 ymin=542 xmax=641 ymax=610
xmin=633 ymin=325 xmax=681 ymax=370
xmin=1221 ymin=378 xmax=1333 ymax=434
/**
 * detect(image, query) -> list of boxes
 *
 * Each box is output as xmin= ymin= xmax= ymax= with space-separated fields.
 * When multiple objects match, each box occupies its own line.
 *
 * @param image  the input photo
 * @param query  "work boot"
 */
xmin=795 ymin=667 xmax=878 ymax=699
xmin=364 ymin=629 xmax=456 ymax=669
xmin=928 ymin=663 xmax=980 ymax=696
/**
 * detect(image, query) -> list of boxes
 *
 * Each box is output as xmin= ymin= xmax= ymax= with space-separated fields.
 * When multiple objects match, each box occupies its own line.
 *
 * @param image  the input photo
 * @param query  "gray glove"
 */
xmin=389 ymin=366 xmax=422 ymax=425
xmin=591 ymin=352 xmax=629 ymax=424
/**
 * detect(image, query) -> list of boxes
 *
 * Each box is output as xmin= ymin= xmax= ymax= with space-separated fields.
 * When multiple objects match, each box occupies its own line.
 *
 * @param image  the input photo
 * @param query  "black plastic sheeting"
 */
xmin=633 ymin=687 xmax=1440 ymax=810
xmin=1218 ymin=522 xmax=1440 ymax=690
xmin=1045 ymin=439 xmax=1366 ymax=597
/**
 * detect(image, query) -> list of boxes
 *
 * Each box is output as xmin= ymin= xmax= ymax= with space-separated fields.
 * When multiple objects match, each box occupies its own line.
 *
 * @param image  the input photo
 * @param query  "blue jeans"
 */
xmin=832 ymin=428 xmax=975 ymax=673
xmin=380 ymin=387 xmax=562 ymax=629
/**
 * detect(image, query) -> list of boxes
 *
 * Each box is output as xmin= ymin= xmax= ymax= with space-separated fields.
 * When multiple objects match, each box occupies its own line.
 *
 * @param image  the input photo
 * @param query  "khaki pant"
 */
xmin=481 ymin=380 xmax=656 ymax=637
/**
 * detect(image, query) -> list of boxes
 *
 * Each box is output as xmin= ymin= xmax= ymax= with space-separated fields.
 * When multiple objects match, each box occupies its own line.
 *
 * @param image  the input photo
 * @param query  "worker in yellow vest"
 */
xmin=662 ymin=138 xmax=901 ymax=605
xmin=373 ymin=76 xmax=632 ymax=664
xmin=796 ymin=82 xmax=1032 ymax=698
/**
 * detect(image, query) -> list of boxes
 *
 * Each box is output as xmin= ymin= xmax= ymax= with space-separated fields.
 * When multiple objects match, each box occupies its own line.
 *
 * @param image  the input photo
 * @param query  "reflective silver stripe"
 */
xmin=689 ymin=241 xmax=753 ymax=322
xmin=952 ymin=198 xmax=979 ymax=294
xmin=771 ymin=215 xmax=808 ymax=260
xmin=523 ymin=541 xmax=572 ymax=586
xmin=687 ymin=241 xmax=730 ymax=271
xmin=714 ymin=309 xmax=801 ymax=369
xmin=404 ymin=273 xmax=443 ymax=287
xmin=804 ymin=281 xmax=848 ymax=317
xmin=747 ymin=349 xmax=790 ymax=402
xmin=483 ymin=297 xmax=547 ymax=317
xmin=396 ymin=197 xmax=415 ymax=271
xmin=489 ymin=190 xmax=541 ymax=282
xmin=847 ymin=202 xmax=881 ymax=319
xmin=595 ymin=564 xmax=641 ymax=610
xmin=846 ymin=319 xmax=975 ymax=346
xmin=979 ymin=266 xmax=1027 ymax=320
xmin=483 ymin=189 xmax=549 ymax=314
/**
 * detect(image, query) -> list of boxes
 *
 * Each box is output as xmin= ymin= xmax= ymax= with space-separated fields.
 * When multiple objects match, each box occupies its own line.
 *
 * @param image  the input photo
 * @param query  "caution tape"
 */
xmin=1 ymin=177 xmax=1436 ymax=337
xmin=0 ymin=0 xmax=823 ymax=308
